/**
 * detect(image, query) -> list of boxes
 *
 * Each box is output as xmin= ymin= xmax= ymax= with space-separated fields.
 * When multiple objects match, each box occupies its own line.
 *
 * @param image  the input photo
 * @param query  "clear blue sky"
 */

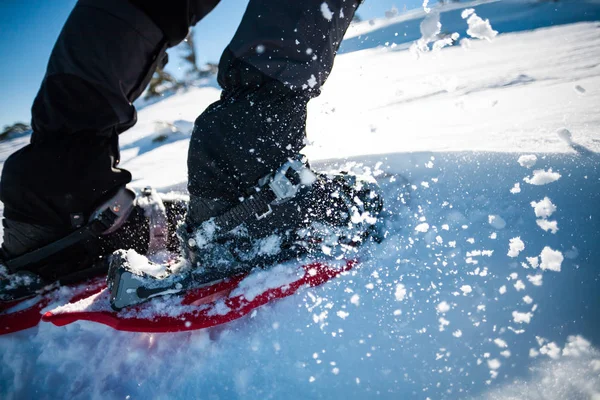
xmin=0 ymin=0 xmax=423 ymax=130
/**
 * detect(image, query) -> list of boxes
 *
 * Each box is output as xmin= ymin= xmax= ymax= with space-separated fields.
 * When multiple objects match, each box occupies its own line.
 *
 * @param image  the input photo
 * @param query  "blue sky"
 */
xmin=0 ymin=0 xmax=423 ymax=130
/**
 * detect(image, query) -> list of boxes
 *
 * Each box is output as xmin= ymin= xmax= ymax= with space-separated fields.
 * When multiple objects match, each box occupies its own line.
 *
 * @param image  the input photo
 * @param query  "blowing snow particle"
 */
xmin=320 ymin=2 xmax=333 ymax=21
xmin=530 ymin=197 xmax=556 ymax=218
xmin=494 ymin=338 xmax=508 ymax=348
xmin=437 ymin=301 xmax=451 ymax=313
xmin=461 ymin=8 xmax=475 ymax=19
xmin=507 ymin=237 xmax=525 ymax=258
xmin=527 ymin=274 xmax=543 ymax=286
xmin=487 ymin=359 xmax=501 ymax=370
xmin=488 ymin=215 xmax=506 ymax=229
xmin=536 ymin=219 xmax=558 ymax=234
xmin=465 ymin=12 xmax=498 ymax=41
xmin=395 ymin=284 xmax=407 ymax=301
xmin=415 ymin=223 xmax=430 ymax=233
xmin=523 ymin=169 xmax=561 ymax=185
xmin=517 ymin=155 xmax=537 ymax=168
xmin=512 ymin=311 xmax=533 ymax=324
xmin=539 ymin=247 xmax=563 ymax=272
xmin=556 ymin=128 xmax=572 ymax=144
xmin=460 ymin=285 xmax=472 ymax=295
xmin=510 ymin=183 xmax=521 ymax=194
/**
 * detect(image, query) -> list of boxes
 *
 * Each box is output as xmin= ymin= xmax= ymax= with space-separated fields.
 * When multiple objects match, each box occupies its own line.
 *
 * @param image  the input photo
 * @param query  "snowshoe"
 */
xmin=108 ymin=157 xmax=383 ymax=310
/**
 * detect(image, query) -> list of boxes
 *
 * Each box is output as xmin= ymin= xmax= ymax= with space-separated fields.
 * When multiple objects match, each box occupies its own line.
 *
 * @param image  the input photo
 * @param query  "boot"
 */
xmin=181 ymin=157 xmax=384 ymax=284
xmin=0 ymin=187 xmax=188 ymax=301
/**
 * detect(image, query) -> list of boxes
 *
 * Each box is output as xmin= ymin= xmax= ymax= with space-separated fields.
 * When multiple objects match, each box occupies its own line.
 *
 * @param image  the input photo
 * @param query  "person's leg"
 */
xmin=187 ymin=0 xmax=362 ymax=206
xmin=183 ymin=0 xmax=381 ymax=271
xmin=0 ymin=0 xmax=218 ymax=279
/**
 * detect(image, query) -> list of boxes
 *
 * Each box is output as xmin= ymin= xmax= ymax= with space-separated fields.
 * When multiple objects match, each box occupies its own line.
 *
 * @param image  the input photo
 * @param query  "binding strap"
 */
xmin=210 ymin=158 xmax=315 ymax=232
xmin=4 ymin=188 xmax=136 ymax=273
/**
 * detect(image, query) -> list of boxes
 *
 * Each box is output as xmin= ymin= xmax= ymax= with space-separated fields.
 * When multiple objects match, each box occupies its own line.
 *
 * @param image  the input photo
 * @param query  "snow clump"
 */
xmin=320 ymin=2 xmax=333 ymax=21
xmin=536 ymin=219 xmax=558 ymax=234
xmin=488 ymin=215 xmax=506 ymax=229
xmin=507 ymin=237 xmax=525 ymax=257
xmin=523 ymin=169 xmax=561 ymax=185
xmin=463 ymin=10 xmax=498 ymax=41
xmin=437 ymin=301 xmax=451 ymax=313
xmin=518 ymin=155 xmax=537 ymax=168
xmin=395 ymin=284 xmax=407 ymax=301
xmin=539 ymin=247 xmax=564 ymax=272
xmin=530 ymin=197 xmax=557 ymax=218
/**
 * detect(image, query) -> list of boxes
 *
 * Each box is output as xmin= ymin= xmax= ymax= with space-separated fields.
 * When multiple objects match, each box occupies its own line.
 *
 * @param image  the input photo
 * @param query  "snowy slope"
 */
xmin=1 ymin=1 xmax=600 ymax=399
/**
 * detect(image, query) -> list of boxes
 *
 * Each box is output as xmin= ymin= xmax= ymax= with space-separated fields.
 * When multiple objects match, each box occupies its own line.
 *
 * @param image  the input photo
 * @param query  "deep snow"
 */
xmin=1 ymin=1 xmax=600 ymax=399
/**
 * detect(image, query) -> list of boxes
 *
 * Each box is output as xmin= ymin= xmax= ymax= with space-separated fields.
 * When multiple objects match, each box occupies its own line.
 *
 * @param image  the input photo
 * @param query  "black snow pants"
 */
xmin=0 ymin=0 xmax=360 ymax=229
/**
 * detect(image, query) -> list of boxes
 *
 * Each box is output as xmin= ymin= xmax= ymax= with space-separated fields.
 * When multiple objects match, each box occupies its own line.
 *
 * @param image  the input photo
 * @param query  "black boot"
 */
xmin=181 ymin=157 xmax=383 ymax=284
xmin=0 ymin=187 xmax=188 ymax=301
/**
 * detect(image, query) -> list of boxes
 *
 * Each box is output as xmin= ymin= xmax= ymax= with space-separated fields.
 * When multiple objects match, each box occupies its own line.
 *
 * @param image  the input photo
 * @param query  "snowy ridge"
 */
xmin=1 ymin=2 xmax=600 ymax=399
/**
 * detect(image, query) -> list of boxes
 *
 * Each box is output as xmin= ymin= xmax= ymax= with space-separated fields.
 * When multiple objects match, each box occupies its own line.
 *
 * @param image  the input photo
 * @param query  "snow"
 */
xmin=539 ymin=247 xmax=564 ymax=272
xmin=530 ymin=197 xmax=557 ymax=218
xmin=518 ymin=155 xmax=538 ymax=169
xmin=394 ymin=283 xmax=407 ymax=301
xmin=507 ymin=237 xmax=525 ymax=257
xmin=464 ymin=10 xmax=498 ymax=41
xmin=2 ymin=1 xmax=600 ymax=398
xmin=523 ymin=169 xmax=561 ymax=186
xmin=320 ymin=2 xmax=333 ymax=22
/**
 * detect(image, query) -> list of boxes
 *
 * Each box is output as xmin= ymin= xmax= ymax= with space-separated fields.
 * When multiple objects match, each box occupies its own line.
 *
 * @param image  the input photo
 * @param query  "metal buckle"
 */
xmin=255 ymin=204 xmax=273 ymax=220
xmin=269 ymin=158 xmax=313 ymax=204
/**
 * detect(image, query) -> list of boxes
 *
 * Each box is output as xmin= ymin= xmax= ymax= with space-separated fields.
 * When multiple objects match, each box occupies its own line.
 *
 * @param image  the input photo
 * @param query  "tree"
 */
xmin=145 ymin=65 xmax=181 ymax=100
xmin=180 ymin=30 xmax=202 ymax=80
xmin=0 ymin=122 xmax=30 ymax=141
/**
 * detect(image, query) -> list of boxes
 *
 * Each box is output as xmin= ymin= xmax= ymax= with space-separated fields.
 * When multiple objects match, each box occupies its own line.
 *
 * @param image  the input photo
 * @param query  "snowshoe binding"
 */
xmin=0 ymin=187 xmax=188 ymax=302
xmin=108 ymin=157 xmax=383 ymax=310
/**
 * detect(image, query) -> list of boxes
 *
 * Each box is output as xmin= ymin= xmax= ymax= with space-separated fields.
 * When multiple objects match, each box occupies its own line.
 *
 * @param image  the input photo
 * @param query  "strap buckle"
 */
xmin=269 ymin=158 xmax=315 ymax=204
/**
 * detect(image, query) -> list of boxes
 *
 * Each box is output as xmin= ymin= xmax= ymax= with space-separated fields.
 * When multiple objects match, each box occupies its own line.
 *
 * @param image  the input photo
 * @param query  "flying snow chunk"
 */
xmin=437 ymin=301 xmax=451 ymax=313
xmin=539 ymin=247 xmax=563 ymax=272
xmin=461 ymin=8 xmax=475 ymax=19
xmin=453 ymin=330 xmax=463 ymax=338
xmin=320 ymin=2 xmax=333 ymax=21
xmin=527 ymin=274 xmax=543 ymax=286
xmin=415 ymin=223 xmax=430 ymax=233
xmin=487 ymin=359 xmax=501 ymax=370
xmin=507 ymin=237 xmax=525 ymax=258
xmin=465 ymin=12 xmax=498 ymax=41
xmin=494 ymin=338 xmax=508 ymax=348
xmin=395 ymin=284 xmax=407 ymax=301
xmin=513 ymin=280 xmax=526 ymax=291
xmin=540 ymin=342 xmax=561 ymax=359
xmin=556 ymin=128 xmax=573 ymax=144
xmin=488 ymin=215 xmax=506 ymax=229
xmin=530 ymin=197 xmax=556 ymax=218
xmin=518 ymin=155 xmax=537 ymax=168
xmin=460 ymin=285 xmax=472 ymax=295
xmin=523 ymin=169 xmax=561 ymax=185
xmin=510 ymin=183 xmax=521 ymax=194
xmin=307 ymin=74 xmax=318 ymax=89
xmin=336 ymin=310 xmax=349 ymax=319
xmin=536 ymin=219 xmax=558 ymax=234
xmin=512 ymin=311 xmax=533 ymax=324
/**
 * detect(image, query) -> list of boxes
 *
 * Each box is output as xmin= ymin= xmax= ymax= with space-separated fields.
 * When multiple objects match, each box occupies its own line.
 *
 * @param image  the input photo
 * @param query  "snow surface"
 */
xmin=1 ymin=1 xmax=600 ymax=399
